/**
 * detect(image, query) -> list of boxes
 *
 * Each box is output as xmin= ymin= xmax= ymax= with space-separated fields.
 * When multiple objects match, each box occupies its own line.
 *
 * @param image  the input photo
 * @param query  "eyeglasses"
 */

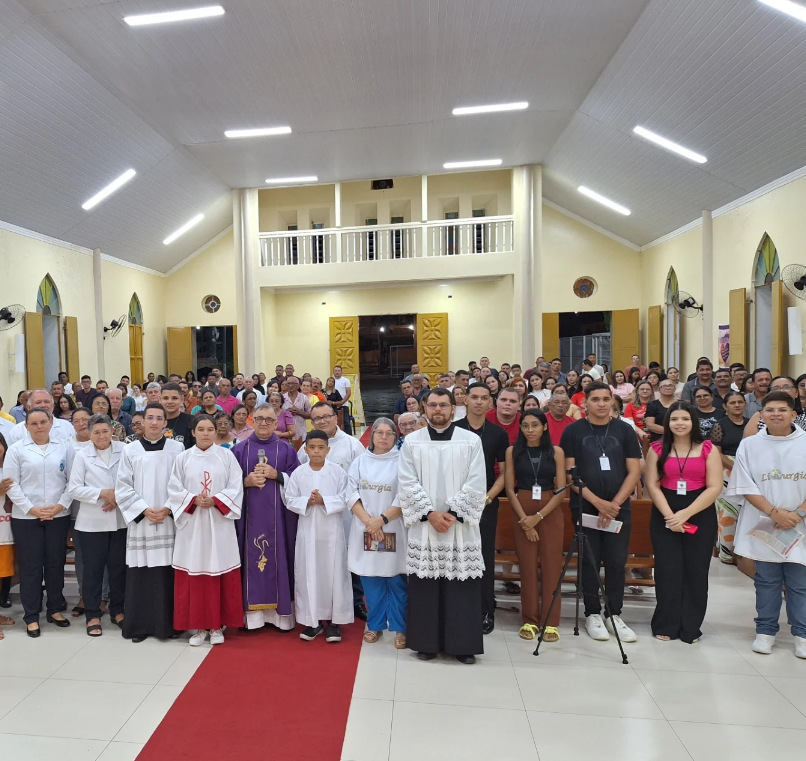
xmin=312 ymin=414 xmax=336 ymax=423
xmin=425 ymin=403 xmax=452 ymax=410
xmin=253 ymin=417 xmax=276 ymax=425
xmin=694 ymin=395 xmax=711 ymax=400
xmin=374 ymin=430 xmax=396 ymax=437
xmin=773 ymin=384 xmax=795 ymax=391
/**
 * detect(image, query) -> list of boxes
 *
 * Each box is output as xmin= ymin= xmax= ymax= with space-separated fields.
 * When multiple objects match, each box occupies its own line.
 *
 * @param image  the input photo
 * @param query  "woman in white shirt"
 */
xmin=132 ymin=384 xmax=147 ymax=412
xmin=347 ymin=417 xmax=408 ymax=649
xmin=69 ymin=415 xmax=126 ymax=636
xmin=528 ymin=373 xmax=551 ymax=406
xmin=452 ymin=386 xmax=467 ymax=421
xmin=5 ymin=408 xmax=74 ymax=637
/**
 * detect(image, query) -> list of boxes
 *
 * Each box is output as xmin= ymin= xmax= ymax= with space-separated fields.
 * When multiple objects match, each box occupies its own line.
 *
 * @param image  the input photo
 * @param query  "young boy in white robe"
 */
xmin=286 ymin=429 xmax=353 ymax=642
xmin=167 ymin=415 xmax=243 ymax=646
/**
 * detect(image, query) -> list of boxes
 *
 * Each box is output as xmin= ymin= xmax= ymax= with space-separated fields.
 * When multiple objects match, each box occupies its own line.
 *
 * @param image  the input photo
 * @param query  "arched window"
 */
xmin=664 ymin=267 xmax=679 ymax=305
xmin=664 ymin=267 xmax=680 ymax=369
xmin=128 ymin=293 xmax=143 ymax=325
xmin=753 ymin=233 xmax=781 ymax=286
xmin=36 ymin=274 xmax=61 ymax=316
xmin=753 ymin=233 xmax=782 ymax=373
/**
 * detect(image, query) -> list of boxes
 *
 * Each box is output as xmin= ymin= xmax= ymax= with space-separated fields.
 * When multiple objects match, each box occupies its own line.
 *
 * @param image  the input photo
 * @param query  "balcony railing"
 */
xmin=258 ymin=215 xmax=513 ymax=266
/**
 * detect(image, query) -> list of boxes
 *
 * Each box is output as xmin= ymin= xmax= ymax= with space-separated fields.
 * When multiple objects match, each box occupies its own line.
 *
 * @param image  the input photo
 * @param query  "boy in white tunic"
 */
xmin=168 ymin=415 xmax=243 ymax=646
xmin=286 ymin=429 xmax=353 ymax=642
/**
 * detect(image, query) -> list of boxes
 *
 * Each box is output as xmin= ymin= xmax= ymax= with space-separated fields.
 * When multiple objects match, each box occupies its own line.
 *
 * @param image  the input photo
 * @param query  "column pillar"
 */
xmin=92 ymin=247 xmax=106 ymax=379
xmin=532 ymin=166 xmax=543 ymax=360
xmin=702 ymin=210 xmax=714 ymax=360
xmin=421 ymin=174 xmax=428 ymax=257
xmin=232 ymin=190 xmax=245 ymax=372
xmin=238 ymin=188 xmax=262 ymax=374
xmin=334 ymin=181 xmax=342 ymax=263
xmin=512 ymin=166 xmax=535 ymax=363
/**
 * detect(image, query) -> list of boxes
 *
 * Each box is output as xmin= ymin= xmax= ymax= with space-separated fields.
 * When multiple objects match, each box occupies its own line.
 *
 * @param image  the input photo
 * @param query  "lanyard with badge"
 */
xmin=527 ymin=448 xmax=543 ymax=500
xmin=588 ymin=420 xmax=611 ymax=471
xmin=672 ymin=444 xmax=692 ymax=495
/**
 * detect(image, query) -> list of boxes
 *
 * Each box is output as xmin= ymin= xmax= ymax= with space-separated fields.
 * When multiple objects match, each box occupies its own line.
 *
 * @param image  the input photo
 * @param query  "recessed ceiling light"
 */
xmin=164 ymin=213 xmax=204 ymax=245
xmin=265 ymin=176 xmax=318 ymax=184
xmin=443 ymin=159 xmax=503 ymax=169
xmin=124 ymin=5 xmax=225 ymax=26
xmin=633 ymin=126 xmax=707 ymax=164
xmin=758 ymin=0 xmax=806 ymax=23
xmin=578 ymin=186 xmax=631 ymax=216
xmin=225 ymin=126 xmax=292 ymax=139
xmin=82 ymin=168 xmax=136 ymax=210
xmin=452 ymin=102 xmax=529 ymax=116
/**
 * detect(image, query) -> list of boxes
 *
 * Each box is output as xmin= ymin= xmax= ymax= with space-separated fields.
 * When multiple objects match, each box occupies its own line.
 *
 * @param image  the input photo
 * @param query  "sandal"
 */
xmin=86 ymin=623 xmax=103 ymax=637
xmin=542 ymin=626 xmax=560 ymax=642
xmin=655 ymin=634 xmax=671 ymax=641
xmin=0 ymin=614 xmax=14 ymax=626
xmin=363 ymin=630 xmax=383 ymax=643
xmin=71 ymin=605 xmax=84 ymax=617
xmin=112 ymin=615 xmax=125 ymax=629
xmin=519 ymin=623 xmax=539 ymax=640
xmin=394 ymin=632 xmax=407 ymax=649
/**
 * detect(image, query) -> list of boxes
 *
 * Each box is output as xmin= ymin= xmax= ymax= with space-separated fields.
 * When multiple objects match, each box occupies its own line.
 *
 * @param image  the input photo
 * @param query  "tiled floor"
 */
xmin=1 ymin=562 xmax=804 ymax=761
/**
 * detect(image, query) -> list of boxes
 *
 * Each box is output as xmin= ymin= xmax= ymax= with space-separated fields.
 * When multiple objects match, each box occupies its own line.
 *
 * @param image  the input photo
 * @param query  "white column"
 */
xmin=92 ymin=247 xmax=106 ymax=379
xmin=532 ymin=166 xmax=543 ymax=360
xmin=241 ymin=188 xmax=262 ymax=374
xmin=334 ymin=181 xmax=342 ymax=263
xmin=702 ymin=210 xmax=714 ymax=361
xmin=421 ymin=174 xmax=428 ymax=257
xmin=232 ymin=190 xmax=246 ymax=372
xmin=512 ymin=166 xmax=535 ymax=363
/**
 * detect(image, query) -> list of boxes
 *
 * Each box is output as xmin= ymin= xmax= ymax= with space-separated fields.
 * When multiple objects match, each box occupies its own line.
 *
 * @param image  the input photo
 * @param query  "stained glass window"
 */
xmin=128 ymin=293 xmax=143 ymax=325
xmin=754 ymin=233 xmax=780 ymax=287
xmin=36 ymin=274 xmax=61 ymax=316
xmin=664 ymin=267 xmax=679 ymax=304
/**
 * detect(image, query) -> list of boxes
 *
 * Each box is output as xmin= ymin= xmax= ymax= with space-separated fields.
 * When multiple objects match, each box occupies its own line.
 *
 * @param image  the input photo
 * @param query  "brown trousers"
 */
xmin=512 ymin=490 xmax=565 ymax=627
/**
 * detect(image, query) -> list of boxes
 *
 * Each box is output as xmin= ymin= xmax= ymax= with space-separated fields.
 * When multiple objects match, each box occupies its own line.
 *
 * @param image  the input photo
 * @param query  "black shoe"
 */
xmin=0 ymin=598 xmax=10 ymax=609
xmin=417 ymin=651 xmax=436 ymax=661
xmin=504 ymin=581 xmax=521 ymax=595
xmin=300 ymin=624 xmax=324 ymax=641
xmin=482 ymin=613 xmax=495 ymax=635
xmin=131 ymin=635 xmax=148 ymax=643
xmin=456 ymin=654 xmax=476 ymax=664
xmin=354 ymin=603 xmax=368 ymax=622
xmin=27 ymin=624 xmax=41 ymax=638
xmin=46 ymin=613 xmax=71 ymax=628
xmin=325 ymin=624 xmax=342 ymax=643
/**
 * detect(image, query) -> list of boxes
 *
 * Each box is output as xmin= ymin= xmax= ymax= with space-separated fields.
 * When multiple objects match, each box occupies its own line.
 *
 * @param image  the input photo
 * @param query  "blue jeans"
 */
xmin=754 ymin=560 xmax=806 ymax=638
xmin=361 ymin=574 xmax=408 ymax=633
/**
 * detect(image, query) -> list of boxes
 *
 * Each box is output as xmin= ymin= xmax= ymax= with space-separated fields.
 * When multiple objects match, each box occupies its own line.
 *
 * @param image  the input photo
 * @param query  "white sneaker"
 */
xmin=189 ymin=629 xmax=208 ymax=647
xmin=605 ymin=615 xmax=637 ymax=643
xmin=585 ymin=614 xmax=610 ymax=641
xmin=751 ymin=634 xmax=776 ymax=654
xmin=209 ymin=629 xmax=225 ymax=645
xmin=794 ymin=636 xmax=806 ymax=659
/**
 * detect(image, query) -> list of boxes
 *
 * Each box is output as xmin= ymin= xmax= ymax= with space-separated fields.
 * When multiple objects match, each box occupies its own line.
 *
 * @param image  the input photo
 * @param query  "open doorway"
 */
xmin=194 ymin=326 xmax=237 ymax=379
xmin=559 ymin=311 xmax=611 ymax=373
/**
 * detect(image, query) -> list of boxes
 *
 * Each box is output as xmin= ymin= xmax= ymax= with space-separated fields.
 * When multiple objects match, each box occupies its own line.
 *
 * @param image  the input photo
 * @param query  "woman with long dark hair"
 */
xmin=504 ymin=410 xmax=566 ymax=642
xmin=644 ymin=402 xmax=722 ymax=642
xmin=55 ymin=394 xmax=77 ymax=421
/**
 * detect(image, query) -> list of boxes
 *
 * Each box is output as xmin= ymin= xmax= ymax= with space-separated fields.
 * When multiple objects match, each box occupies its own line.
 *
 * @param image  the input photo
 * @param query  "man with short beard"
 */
xmin=485 ymin=387 xmax=520 ymax=445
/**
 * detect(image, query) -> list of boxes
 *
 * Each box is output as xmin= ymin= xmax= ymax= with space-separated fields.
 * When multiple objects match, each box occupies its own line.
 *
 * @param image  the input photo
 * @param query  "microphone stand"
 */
xmin=533 ymin=465 xmax=628 ymax=664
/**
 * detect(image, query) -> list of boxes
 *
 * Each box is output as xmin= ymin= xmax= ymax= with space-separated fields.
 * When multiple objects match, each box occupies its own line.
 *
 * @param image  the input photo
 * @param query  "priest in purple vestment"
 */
xmin=232 ymin=404 xmax=300 ymax=630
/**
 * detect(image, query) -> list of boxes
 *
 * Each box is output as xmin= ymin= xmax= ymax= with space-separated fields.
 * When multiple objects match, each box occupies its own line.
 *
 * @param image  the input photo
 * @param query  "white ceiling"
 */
xmin=3 ymin=0 xmax=806 ymax=270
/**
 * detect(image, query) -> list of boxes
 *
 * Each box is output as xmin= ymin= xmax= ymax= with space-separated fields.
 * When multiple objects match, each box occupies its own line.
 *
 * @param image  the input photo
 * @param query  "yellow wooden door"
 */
xmin=64 ymin=316 xmax=80 ymax=380
xmin=167 ymin=327 xmax=193 ymax=378
xmin=24 ymin=311 xmax=45 ymax=389
xmin=728 ymin=288 xmax=747 ymax=366
xmin=541 ymin=313 xmax=560 ymax=361
xmin=771 ymin=279 xmax=785 ymax=375
xmin=232 ymin=325 xmax=239 ymax=375
xmin=129 ymin=324 xmax=144 ymax=385
xmin=611 ymin=309 xmax=640 ymax=376
xmin=329 ymin=317 xmax=360 ymax=375
xmin=416 ymin=312 xmax=449 ymax=387
xmin=647 ymin=306 xmax=662 ymax=366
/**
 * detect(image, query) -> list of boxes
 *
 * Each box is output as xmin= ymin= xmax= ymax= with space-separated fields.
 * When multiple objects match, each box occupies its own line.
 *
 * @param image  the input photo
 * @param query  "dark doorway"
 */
xmin=195 ymin=326 xmax=236 ymax=379
xmin=558 ymin=311 xmax=611 ymax=374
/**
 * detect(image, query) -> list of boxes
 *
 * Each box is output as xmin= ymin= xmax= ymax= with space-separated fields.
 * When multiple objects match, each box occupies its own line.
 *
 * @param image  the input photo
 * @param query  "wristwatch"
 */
xmin=485 ymin=495 xmax=492 ymax=506
xmin=796 ymin=509 xmax=806 ymax=519
xmin=381 ymin=514 xmax=389 ymax=525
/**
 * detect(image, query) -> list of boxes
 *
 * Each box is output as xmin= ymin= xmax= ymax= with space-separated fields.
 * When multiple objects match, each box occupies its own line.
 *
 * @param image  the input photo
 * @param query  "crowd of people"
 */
xmin=0 ymin=351 xmax=804 ymax=663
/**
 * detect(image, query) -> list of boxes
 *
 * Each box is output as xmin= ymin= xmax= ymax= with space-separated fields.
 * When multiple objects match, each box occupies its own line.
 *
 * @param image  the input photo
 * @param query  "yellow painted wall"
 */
xmin=259 ymin=185 xmax=336 ymax=233
xmin=341 ymin=176 xmax=422 ymax=226
xmin=428 ymin=170 xmax=512 ymax=219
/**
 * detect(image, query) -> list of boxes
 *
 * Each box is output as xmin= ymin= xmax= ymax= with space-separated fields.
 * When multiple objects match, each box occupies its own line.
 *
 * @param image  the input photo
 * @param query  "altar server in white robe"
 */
xmin=286 ymin=429 xmax=353 ymax=643
xmin=347 ymin=417 xmax=407 ymax=649
xmin=168 ymin=415 xmax=243 ymax=646
xmin=116 ymin=403 xmax=183 ymax=642
xmin=399 ymin=387 xmax=487 ymax=663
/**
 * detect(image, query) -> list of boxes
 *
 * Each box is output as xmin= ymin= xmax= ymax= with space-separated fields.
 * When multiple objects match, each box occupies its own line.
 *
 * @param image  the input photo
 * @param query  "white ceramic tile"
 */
xmin=0 ymin=631 xmax=91 ymax=678
xmin=516 ymin=663 xmax=664 ymax=719
xmin=96 ymin=742 xmax=145 ymax=761
xmin=113 ymin=684 xmax=183 ymax=743
xmin=394 ymin=655 xmax=523 ymax=710
xmin=704 ymin=602 xmax=791 ymax=639
xmin=504 ymin=627 xmax=626 ymax=669
xmin=0 ymin=733 xmax=107 ymax=760
xmin=721 ymin=634 xmax=806 ymax=678
xmin=672 ymin=721 xmax=806 ymax=760
xmin=0 ymin=677 xmax=44 ymax=720
xmin=767 ymin=675 xmax=806 ymax=716
xmin=477 ymin=626 xmax=511 ymax=662
xmin=51 ymin=636 xmax=185 ymax=684
xmin=157 ymin=645 xmax=210 ymax=687
xmin=0 ymin=679 xmax=152 ymax=740
xmin=352 ymin=649 xmax=397 ymax=701
xmin=389 ymin=702 xmax=539 ymax=761
xmin=340 ymin=698 xmax=392 ymax=761
xmin=528 ymin=712 xmax=691 ymax=761
xmin=636 ymin=669 xmax=806 ymax=728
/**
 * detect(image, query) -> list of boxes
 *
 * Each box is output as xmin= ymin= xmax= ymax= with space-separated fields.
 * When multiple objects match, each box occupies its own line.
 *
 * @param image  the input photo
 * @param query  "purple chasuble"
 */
xmin=232 ymin=433 xmax=300 ymax=615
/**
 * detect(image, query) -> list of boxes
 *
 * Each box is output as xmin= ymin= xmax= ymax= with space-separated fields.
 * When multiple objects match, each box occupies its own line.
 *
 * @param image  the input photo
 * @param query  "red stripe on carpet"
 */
xmin=358 ymin=427 xmax=372 ymax=447
xmin=137 ymin=624 xmax=363 ymax=761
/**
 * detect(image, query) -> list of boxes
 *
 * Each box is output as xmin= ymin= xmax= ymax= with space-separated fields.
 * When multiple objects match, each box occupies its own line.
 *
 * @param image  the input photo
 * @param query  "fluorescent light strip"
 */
xmin=225 ymin=126 xmax=292 ymax=139
xmin=758 ymin=0 xmax=806 ymax=23
xmin=164 ymin=213 xmax=204 ymax=245
xmin=124 ymin=5 xmax=225 ymax=27
xmin=82 ymin=169 xmax=136 ymax=210
xmin=578 ymin=186 xmax=631 ymax=216
xmin=633 ymin=126 xmax=707 ymax=163
xmin=443 ymin=159 xmax=503 ymax=169
xmin=265 ymin=176 xmax=318 ymax=184
xmin=452 ymin=101 xmax=529 ymax=116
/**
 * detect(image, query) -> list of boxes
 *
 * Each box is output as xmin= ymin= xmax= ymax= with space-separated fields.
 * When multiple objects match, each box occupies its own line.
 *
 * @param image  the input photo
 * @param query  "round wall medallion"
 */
xmin=573 ymin=277 xmax=597 ymax=299
xmin=202 ymin=294 xmax=221 ymax=313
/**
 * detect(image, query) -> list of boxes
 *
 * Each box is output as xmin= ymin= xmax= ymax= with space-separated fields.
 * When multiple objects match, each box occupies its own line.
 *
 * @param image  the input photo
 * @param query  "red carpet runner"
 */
xmin=137 ymin=624 xmax=363 ymax=761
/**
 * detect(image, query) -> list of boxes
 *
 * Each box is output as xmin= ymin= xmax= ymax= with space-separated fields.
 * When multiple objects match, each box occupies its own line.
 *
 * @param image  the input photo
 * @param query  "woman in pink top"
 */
xmin=645 ymin=402 xmax=722 ymax=643
xmin=609 ymin=370 xmax=634 ymax=401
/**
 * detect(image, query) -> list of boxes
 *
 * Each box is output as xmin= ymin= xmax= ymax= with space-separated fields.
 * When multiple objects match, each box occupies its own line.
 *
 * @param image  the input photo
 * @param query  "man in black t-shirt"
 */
xmin=160 ymin=383 xmax=195 ymax=449
xmin=456 ymin=383 xmax=509 ymax=634
xmin=560 ymin=382 xmax=641 ymax=644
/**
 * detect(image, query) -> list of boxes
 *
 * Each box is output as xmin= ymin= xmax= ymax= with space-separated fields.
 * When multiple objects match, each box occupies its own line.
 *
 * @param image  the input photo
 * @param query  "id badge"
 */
xmin=599 ymin=456 xmax=611 ymax=471
xmin=532 ymin=485 xmax=542 ymax=500
xmin=676 ymin=480 xmax=687 ymax=496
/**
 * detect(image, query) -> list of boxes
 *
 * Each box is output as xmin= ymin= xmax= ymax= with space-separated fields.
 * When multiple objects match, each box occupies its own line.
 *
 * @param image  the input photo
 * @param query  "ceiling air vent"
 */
xmin=202 ymin=294 xmax=221 ymax=313
xmin=371 ymin=179 xmax=394 ymax=190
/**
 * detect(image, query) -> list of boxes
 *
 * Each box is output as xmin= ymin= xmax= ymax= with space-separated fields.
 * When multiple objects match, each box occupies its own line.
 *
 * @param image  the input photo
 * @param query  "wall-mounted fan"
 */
xmin=673 ymin=291 xmax=703 ymax=318
xmin=0 ymin=304 xmax=25 ymax=331
xmin=103 ymin=314 xmax=126 ymax=339
xmin=782 ymin=264 xmax=806 ymax=300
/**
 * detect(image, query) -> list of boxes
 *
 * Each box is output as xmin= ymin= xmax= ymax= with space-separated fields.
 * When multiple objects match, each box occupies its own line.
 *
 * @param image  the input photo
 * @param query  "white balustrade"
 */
xmin=259 ymin=229 xmax=336 ymax=266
